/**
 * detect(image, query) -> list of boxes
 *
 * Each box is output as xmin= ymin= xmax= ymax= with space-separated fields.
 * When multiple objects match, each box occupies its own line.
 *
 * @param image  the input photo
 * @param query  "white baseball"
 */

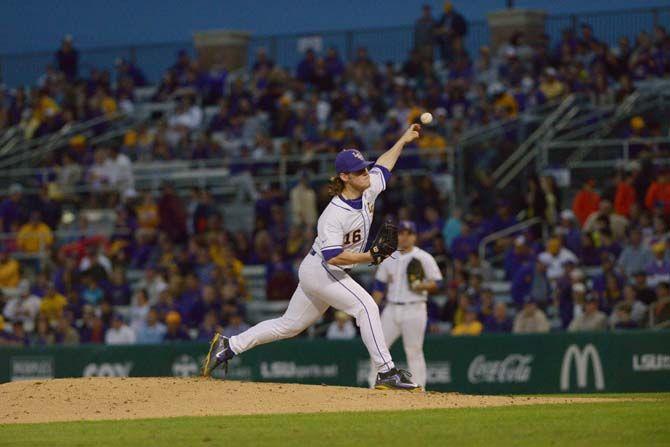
xmin=420 ymin=112 xmax=433 ymax=125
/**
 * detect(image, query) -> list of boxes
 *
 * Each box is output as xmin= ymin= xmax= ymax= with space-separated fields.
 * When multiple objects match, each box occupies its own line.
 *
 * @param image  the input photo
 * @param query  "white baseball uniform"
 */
xmin=229 ymin=165 xmax=397 ymax=373
xmin=367 ymin=246 xmax=443 ymax=388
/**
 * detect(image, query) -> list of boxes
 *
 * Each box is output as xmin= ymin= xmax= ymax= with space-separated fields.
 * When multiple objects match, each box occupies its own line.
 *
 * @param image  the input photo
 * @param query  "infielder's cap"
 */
xmin=335 ymin=149 xmax=374 ymax=173
xmin=398 ymin=220 xmax=417 ymax=233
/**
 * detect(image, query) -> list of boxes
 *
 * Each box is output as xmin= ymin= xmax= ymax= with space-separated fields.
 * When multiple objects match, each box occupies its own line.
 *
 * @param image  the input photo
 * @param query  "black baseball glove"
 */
xmin=369 ymin=220 xmax=398 ymax=265
xmin=406 ymin=257 xmax=425 ymax=290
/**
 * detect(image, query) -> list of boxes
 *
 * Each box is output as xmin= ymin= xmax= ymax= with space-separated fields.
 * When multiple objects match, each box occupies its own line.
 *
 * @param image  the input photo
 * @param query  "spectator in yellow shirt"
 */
xmin=40 ymin=282 xmax=68 ymax=325
xmin=452 ymin=306 xmax=483 ymax=336
xmin=17 ymin=211 xmax=54 ymax=254
xmin=418 ymin=127 xmax=448 ymax=157
xmin=539 ymin=67 xmax=566 ymax=100
xmin=0 ymin=251 xmax=20 ymax=287
xmin=136 ymin=192 xmax=160 ymax=230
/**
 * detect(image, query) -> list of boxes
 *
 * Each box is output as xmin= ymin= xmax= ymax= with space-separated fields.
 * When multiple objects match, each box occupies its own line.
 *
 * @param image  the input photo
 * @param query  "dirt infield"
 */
xmin=0 ymin=377 xmax=618 ymax=424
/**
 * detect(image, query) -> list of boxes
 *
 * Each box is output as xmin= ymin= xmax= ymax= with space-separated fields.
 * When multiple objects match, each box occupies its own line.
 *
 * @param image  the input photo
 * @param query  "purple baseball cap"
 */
xmin=399 ymin=220 xmax=417 ymax=233
xmin=335 ymin=149 xmax=374 ymax=173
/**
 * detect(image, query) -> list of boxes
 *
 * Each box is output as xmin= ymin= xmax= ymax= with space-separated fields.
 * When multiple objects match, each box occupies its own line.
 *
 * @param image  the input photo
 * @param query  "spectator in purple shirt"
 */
xmin=450 ymin=220 xmax=478 ymax=262
xmin=0 ymin=183 xmax=26 ymax=233
xmin=297 ymin=48 xmax=317 ymax=82
xmin=175 ymin=273 xmax=202 ymax=327
xmin=484 ymin=302 xmax=513 ymax=333
xmin=325 ymin=47 xmax=345 ymax=78
xmin=56 ymin=35 xmax=78 ymax=80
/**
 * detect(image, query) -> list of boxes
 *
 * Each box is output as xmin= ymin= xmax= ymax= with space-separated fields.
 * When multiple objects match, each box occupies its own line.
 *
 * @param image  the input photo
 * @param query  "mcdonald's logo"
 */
xmin=560 ymin=344 xmax=605 ymax=391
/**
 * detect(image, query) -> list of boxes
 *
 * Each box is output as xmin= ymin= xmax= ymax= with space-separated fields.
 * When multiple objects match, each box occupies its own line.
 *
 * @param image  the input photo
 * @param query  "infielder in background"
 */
xmin=203 ymin=124 xmax=423 ymax=391
xmin=368 ymin=220 xmax=443 ymax=389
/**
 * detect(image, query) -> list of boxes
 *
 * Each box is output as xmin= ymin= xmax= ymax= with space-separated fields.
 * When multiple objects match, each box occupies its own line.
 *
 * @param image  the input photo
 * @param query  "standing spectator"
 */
xmin=644 ymin=169 xmax=670 ymax=216
xmin=513 ymin=296 xmax=550 ymax=334
xmin=414 ymin=4 xmax=435 ymax=60
xmin=135 ymin=308 xmax=167 ymax=344
xmin=0 ymin=250 xmax=20 ymax=287
xmin=326 ymin=311 xmax=357 ymax=340
xmin=572 ymin=179 xmax=600 ymax=226
xmin=105 ymin=268 xmax=132 ymax=306
xmin=614 ymin=170 xmax=637 ymax=217
xmin=289 ymin=172 xmax=317 ymax=227
xmin=56 ymin=35 xmax=78 ymax=80
xmin=617 ymin=228 xmax=653 ymax=277
xmin=39 ymin=282 xmax=67 ymax=326
xmin=128 ymin=289 xmax=151 ymax=332
xmin=611 ymin=285 xmax=648 ymax=328
xmin=105 ymin=314 xmax=136 ymax=345
xmin=434 ymin=1 xmax=467 ymax=64
xmin=568 ymin=294 xmax=608 ymax=332
xmin=158 ymin=183 xmax=188 ymax=244
xmin=484 ymin=302 xmax=512 ymax=333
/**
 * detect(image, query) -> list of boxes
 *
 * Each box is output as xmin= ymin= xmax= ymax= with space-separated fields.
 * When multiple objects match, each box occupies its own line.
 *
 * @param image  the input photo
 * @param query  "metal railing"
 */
xmin=478 ymin=217 xmax=542 ymax=261
xmin=1 ymin=6 xmax=668 ymax=87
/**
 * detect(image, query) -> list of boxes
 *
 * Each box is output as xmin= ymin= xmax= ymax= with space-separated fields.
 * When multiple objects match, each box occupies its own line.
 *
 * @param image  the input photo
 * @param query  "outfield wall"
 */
xmin=1 ymin=331 xmax=669 ymax=393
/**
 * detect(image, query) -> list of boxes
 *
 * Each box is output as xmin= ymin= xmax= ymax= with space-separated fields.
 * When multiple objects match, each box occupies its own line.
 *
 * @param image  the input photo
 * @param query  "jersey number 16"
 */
xmin=343 ymin=229 xmax=362 ymax=245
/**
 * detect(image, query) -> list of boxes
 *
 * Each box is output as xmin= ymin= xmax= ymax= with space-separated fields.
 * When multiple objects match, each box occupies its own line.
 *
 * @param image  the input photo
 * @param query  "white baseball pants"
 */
xmin=367 ymin=302 xmax=427 ymax=388
xmin=229 ymin=252 xmax=395 ymax=373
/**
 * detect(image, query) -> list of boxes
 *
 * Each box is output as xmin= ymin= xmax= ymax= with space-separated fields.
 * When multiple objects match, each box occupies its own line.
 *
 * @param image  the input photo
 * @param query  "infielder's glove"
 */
xmin=406 ymin=257 xmax=425 ymax=290
xmin=370 ymin=220 xmax=398 ymax=265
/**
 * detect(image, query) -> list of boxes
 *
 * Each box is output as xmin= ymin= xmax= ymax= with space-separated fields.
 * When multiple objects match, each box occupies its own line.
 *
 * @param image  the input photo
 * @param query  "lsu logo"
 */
xmin=350 ymin=150 xmax=364 ymax=161
xmin=367 ymin=202 xmax=374 ymax=214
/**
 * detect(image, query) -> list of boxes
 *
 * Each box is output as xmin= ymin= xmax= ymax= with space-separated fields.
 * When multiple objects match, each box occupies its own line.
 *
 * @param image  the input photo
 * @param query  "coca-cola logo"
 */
xmin=467 ymin=354 xmax=533 ymax=384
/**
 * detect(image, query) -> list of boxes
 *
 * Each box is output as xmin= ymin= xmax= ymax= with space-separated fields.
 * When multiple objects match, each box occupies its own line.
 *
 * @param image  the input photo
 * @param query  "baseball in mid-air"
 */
xmin=420 ymin=112 xmax=433 ymax=125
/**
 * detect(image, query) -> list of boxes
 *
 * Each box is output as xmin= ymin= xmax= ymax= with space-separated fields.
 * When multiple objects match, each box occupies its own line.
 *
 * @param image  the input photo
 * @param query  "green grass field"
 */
xmin=2 ymin=394 xmax=668 ymax=447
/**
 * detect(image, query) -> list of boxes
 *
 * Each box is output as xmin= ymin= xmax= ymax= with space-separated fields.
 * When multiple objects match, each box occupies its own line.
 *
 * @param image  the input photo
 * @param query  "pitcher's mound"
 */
xmin=0 ymin=377 xmax=612 ymax=424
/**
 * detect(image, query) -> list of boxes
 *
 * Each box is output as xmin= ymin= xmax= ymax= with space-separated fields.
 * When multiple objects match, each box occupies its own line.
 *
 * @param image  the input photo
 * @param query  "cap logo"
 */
xmin=350 ymin=150 xmax=364 ymax=161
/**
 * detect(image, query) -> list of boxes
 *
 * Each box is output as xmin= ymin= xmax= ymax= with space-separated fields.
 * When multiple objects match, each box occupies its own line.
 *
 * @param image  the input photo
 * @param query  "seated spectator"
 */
xmin=164 ymin=311 xmax=191 ymax=341
xmin=31 ymin=316 xmax=54 ymax=346
xmin=539 ymin=67 xmax=565 ymax=100
xmin=451 ymin=306 xmax=483 ymax=336
xmin=513 ymin=296 xmax=550 ymax=334
xmin=135 ymin=308 xmax=167 ymax=344
xmin=568 ymin=294 xmax=608 ymax=332
xmin=53 ymin=315 xmax=80 ymax=345
xmin=326 ymin=311 xmax=357 ymax=340
xmin=583 ymin=199 xmax=629 ymax=241
xmin=611 ymin=303 xmax=638 ymax=330
xmin=2 ymin=280 xmax=40 ymax=331
xmin=197 ymin=310 xmax=221 ymax=342
xmin=17 ymin=211 xmax=53 ymax=254
xmin=0 ymin=250 xmax=20 ymax=288
xmin=484 ymin=302 xmax=512 ymax=333
xmin=105 ymin=268 xmax=132 ymax=306
xmin=222 ymin=312 xmax=250 ymax=338
xmin=617 ymin=228 xmax=653 ymax=277
xmin=645 ymin=242 xmax=670 ymax=287
xmin=555 ymin=210 xmax=581 ymax=255
xmin=652 ymin=281 xmax=670 ymax=328
xmin=105 ymin=314 xmax=136 ymax=345
xmin=129 ymin=289 xmax=151 ymax=332
xmin=538 ymin=237 xmax=578 ymax=281
xmin=81 ymin=276 xmax=105 ymax=306
xmin=644 ymin=168 xmax=670 ymax=216
xmin=450 ymin=219 xmax=478 ymax=262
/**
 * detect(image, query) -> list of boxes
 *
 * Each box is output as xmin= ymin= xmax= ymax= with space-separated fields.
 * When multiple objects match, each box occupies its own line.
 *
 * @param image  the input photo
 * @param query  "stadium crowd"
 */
xmin=1 ymin=4 xmax=670 ymax=346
